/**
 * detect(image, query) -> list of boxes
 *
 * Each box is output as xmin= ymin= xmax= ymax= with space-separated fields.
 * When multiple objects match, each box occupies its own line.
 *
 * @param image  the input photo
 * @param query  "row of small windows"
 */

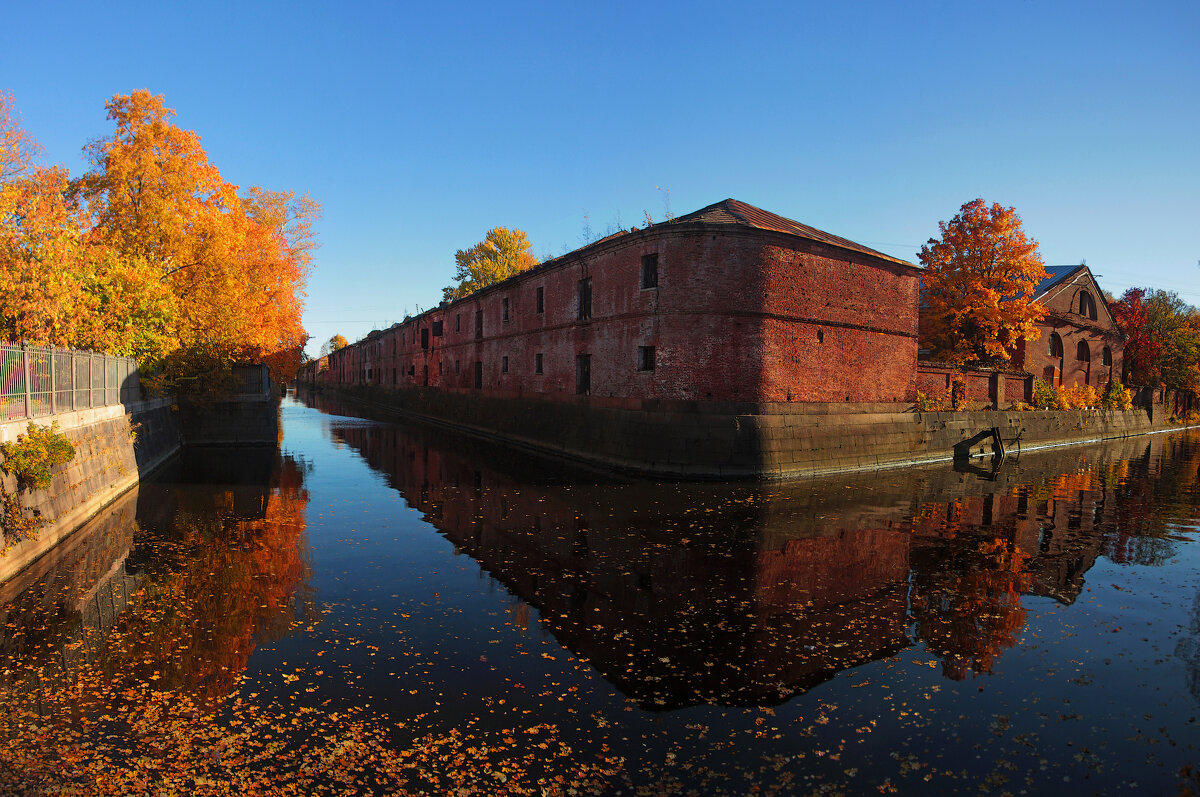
xmin=386 ymin=253 xmax=661 ymax=353
xmin=1047 ymin=333 xmax=1111 ymax=364
xmin=454 ymin=347 xmax=655 ymax=382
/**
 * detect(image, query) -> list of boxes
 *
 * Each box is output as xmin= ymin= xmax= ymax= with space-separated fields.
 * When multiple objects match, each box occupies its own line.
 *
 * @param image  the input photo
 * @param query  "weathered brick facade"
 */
xmin=1013 ymin=265 xmax=1124 ymax=388
xmin=319 ymin=199 xmax=921 ymax=406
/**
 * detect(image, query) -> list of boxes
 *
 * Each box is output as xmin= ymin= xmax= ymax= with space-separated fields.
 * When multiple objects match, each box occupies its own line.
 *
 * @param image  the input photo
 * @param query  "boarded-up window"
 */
xmin=576 ymin=354 xmax=591 ymax=395
xmin=474 ymin=361 xmax=483 ymax=389
xmin=578 ymin=278 xmax=592 ymax=321
xmin=637 ymin=346 xmax=655 ymax=371
xmin=641 ymin=253 xmax=658 ymax=289
xmin=432 ymin=320 xmax=444 ymax=337
xmin=502 ymin=298 xmax=510 ymax=321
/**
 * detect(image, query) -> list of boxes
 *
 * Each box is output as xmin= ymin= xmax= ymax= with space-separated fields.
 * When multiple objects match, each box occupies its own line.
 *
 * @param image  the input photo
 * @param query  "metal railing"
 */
xmin=0 ymin=343 xmax=140 ymax=423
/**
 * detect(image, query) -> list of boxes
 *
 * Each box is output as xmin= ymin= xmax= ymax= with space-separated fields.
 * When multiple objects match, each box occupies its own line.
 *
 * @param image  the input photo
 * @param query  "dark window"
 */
xmin=575 ymin=354 xmax=591 ymax=395
xmin=474 ymin=361 xmax=483 ymax=389
xmin=1076 ymin=340 xmax=1090 ymax=361
xmin=502 ymin=298 xmax=510 ymax=322
xmin=475 ymin=310 xmax=483 ymax=340
xmin=421 ymin=328 xmax=429 ymax=350
xmin=535 ymin=353 xmax=543 ymax=374
xmin=637 ymin=345 xmax=655 ymax=371
xmin=455 ymin=360 xmax=460 ymax=373
xmin=501 ymin=356 xmax=509 ymax=374
xmin=432 ymin=320 xmax=443 ymax=337
xmin=1049 ymin=332 xmax=1063 ymax=357
xmin=456 ymin=314 xmax=461 ymax=333
xmin=641 ymin=253 xmax=658 ymax=289
xmin=536 ymin=286 xmax=544 ymax=314
xmin=423 ymin=365 xmax=428 ymax=386
xmin=1080 ymin=291 xmax=1097 ymax=320
xmin=1102 ymin=347 xmax=1112 ymax=366
xmin=408 ymin=364 xmax=415 ymax=376
xmin=578 ymin=277 xmax=592 ymax=320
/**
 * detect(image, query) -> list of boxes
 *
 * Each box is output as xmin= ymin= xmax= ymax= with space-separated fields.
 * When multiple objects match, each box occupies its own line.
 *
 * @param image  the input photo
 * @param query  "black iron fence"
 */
xmin=0 ymin=343 xmax=140 ymax=422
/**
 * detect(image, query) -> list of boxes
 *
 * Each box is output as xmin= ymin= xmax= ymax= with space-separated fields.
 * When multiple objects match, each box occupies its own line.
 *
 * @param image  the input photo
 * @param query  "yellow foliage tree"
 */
xmin=443 ymin=227 xmax=538 ymax=301
xmin=919 ymin=199 xmax=1049 ymax=367
xmin=79 ymin=91 xmax=315 ymax=388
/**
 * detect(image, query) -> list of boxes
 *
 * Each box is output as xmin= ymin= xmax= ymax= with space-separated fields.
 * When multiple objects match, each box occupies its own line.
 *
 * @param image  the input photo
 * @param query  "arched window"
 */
xmin=1076 ymin=340 xmax=1090 ymax=361
xmin=1049 ymin=332 xmax=1063 ymax=357
xmin=1102 ymin=347 xmax=1112 ymax=366
xmin=1079 ymin=291 xmax=1097 ymax=320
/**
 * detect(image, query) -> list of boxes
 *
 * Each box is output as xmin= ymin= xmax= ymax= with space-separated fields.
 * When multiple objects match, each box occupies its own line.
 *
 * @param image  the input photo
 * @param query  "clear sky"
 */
xmin=3 ymin=1 xmax=1197 ymax=354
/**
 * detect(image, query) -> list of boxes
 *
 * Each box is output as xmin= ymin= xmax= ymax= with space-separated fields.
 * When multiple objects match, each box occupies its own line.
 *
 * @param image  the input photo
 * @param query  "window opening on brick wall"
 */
xmin=502 ymin=298 xmax=510 ymax=322
xmin=423 ymin=365 xmax=429 ymax=386
xmin=1049 ymin=332 xmax=1063 ymax=358
xmin=455 ymin=360 xmax=460 ymax=373
xmin=817 ymin=329 xmax=824 ymax=343
xmin=432 ymin=320 xmax=443 ymax=336
xmin=535 ymin=353 xmax=543 ymax=374
xmin=1102 ymin=347 xmax=1112 ymax=366
xmin=421 ymin=328 xmax=429 ymax=350
xmin=474 ymin=361 xmax=483 ymax=389
xmin=501 ymin=355 xmax=509 ymax=374
xmin=578 ymin=278 xmax=592 ymax=320
xmin=475 ymin=310 xmax=483 ymax=339
xmin=575 ymin=354 xmax=591 ymax=395
xmin=456 ymin=314 xmax=461 ymax=333
xmin=536 ymin=286 xmax=544 ymax=314
xmin=1079 ymin=291 xmax=1097 ymax=320
xmin=641 ymin=253 xmax=658 ymax=289
xmin=637 ymin=345 xmax=655 ymax=372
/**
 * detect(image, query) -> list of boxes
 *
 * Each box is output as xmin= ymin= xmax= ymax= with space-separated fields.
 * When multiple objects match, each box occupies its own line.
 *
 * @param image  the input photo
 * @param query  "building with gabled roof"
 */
xmin=1013 ymin=264 xmax=1123 ymax=388
xmin=309 ymin=199 xmax=923 ymax=477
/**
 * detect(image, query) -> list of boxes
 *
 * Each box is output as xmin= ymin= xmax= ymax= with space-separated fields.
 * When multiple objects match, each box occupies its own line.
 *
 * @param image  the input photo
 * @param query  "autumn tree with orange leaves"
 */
xmin=919 ymin=199 xmax=1049 ymax=367
xmin=77 ymin=90 xmax=318 ymax=389
xmin=0 ymin=90 xmax=318 ymax=391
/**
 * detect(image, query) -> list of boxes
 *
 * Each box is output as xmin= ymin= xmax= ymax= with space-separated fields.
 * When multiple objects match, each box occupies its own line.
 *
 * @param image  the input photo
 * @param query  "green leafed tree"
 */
xmin=442 ymin=227 xmax=538 ymax=301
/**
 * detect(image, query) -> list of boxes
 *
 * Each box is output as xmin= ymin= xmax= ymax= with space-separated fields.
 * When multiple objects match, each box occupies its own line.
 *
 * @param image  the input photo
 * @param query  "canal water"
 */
xmin=1 ymin=391 xmax=1198 ymax=795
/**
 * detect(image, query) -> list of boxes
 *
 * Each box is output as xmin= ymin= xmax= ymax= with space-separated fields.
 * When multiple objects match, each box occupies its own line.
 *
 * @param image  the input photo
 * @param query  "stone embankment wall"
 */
xmin=0 ymin=398 xmax=180 ymax=584
xmin=321 ymin=384 xmax=1178 ymax=480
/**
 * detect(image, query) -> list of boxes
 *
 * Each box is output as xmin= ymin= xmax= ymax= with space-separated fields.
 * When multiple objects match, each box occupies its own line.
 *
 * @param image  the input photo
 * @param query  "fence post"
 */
xmin=70 ymin=349 xmax=76 ymax=412
xmin=49 ymin=345 xmax=56 ymax=416
xmin=21 ymin=344 xmax=30 ymax=420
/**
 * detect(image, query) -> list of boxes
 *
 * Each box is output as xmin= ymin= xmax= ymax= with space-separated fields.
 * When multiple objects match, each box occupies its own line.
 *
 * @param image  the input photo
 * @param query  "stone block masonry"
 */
xmin=0 ymin=398 xmax=181 ymax=585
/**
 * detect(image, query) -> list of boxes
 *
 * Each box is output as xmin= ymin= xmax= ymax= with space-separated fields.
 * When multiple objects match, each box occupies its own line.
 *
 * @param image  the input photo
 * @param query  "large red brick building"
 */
xmin=1012 ymin=265 xmax=1123 ymax=388
xmin=319 ymin=199 xmax=921 ymax=406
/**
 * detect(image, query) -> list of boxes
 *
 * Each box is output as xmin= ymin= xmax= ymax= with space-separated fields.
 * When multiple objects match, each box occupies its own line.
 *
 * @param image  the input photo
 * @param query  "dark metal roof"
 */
xmin=669 ymin=198 xmax=914 ymax=267
xmin=1032 ymin=265 xmax=1085 ymax=299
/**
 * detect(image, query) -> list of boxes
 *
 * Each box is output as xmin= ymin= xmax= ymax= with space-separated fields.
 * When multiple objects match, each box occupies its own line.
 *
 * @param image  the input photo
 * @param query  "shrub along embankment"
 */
xmin=0 ymin=399 xmax=180 ymax=584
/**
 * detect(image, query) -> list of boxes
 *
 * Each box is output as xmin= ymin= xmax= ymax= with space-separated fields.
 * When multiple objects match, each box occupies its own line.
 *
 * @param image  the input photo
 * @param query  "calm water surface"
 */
xmin=1 ymin=391 xmax=1199 ymax=795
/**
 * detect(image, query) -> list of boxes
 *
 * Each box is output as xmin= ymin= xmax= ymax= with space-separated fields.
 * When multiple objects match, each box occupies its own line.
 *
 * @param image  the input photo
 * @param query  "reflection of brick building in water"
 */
xmin=312 ymin=389 xmax=1172 ymax=696
xmin=331 ymin=416 xmax=915 ymax=708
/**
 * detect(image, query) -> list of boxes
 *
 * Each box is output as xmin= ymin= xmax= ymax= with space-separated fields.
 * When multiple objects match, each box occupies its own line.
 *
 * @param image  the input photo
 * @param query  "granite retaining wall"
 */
xmin=318 ymin=385 xmax=1180 ymax=480
xmin=0 ymin=398 xmax=181 ymax=585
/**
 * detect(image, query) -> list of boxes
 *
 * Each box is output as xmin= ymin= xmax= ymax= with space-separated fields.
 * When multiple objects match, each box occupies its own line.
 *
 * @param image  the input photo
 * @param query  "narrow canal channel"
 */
xmin=2 ymin=391 xmax=1199 ymax=795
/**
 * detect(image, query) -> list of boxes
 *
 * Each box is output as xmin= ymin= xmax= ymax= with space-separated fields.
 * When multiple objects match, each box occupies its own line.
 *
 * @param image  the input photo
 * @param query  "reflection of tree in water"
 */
xmin=910 ymin=534 xmax=1031 ymax=680
xmin=99 ymin=453 xmax=314 ymax=706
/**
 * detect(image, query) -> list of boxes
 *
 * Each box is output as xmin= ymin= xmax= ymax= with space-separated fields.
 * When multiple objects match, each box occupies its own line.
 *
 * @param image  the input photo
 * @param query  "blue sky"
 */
xmin=3 ymin=1 xmax=1197 ymax=354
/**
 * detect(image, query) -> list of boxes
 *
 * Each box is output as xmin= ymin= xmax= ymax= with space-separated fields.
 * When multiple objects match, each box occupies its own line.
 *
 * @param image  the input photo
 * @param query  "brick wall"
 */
xmin=322 ymin=223 xmax=920 ymax=405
